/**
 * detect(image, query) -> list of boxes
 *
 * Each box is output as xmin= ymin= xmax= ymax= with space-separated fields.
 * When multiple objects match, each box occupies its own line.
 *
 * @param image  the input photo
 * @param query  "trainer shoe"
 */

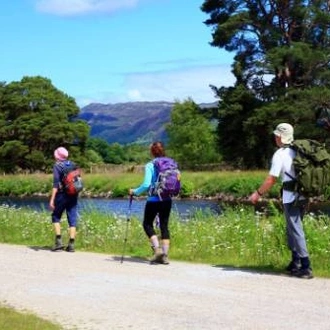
xmin=65 ymin=244 xmax=75 ymax=252
xmin=285 ymin=261 xmax=300 ymax=275
xmin=294 ymin=268 xmax=313 ymax=279
xmin=51 ymin=239 xmax=64 ymax=251
xmin=150 ymin=249 xmax=163 ymax=264
xmin=161 ymin=254 xmax=170 ymax=265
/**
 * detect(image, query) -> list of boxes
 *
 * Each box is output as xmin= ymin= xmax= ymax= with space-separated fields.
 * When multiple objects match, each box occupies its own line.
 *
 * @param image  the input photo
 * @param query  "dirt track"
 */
xmin=1 ymin=243 xmax=330 ymax=330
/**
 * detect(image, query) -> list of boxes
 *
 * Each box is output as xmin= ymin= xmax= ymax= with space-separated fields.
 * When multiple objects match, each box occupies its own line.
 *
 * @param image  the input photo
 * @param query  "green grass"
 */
xmin=0 ymin=305 xmax=62 ymax=330
xmin=0 ymin=170 xmax=280 ymax=199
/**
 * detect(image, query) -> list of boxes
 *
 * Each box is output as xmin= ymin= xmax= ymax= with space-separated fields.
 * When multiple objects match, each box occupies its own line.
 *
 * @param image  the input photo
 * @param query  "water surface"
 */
xmin=0 ymin=196 xmax=221 ymax=220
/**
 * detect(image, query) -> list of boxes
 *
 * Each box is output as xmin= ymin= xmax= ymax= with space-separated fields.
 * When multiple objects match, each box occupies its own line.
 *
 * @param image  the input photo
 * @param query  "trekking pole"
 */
xmin=120 ymin=195 xmax=133 ymax=264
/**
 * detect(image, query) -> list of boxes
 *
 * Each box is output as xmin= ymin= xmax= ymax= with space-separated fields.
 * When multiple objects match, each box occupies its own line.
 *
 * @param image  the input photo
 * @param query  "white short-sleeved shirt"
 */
xmin=269 ymin=146 xmax=298 ymax=204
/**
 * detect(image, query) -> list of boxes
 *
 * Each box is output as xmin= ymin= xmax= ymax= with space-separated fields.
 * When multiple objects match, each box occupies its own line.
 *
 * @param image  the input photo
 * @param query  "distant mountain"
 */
xmin=79 ymin=101 xmax=218 ymax=144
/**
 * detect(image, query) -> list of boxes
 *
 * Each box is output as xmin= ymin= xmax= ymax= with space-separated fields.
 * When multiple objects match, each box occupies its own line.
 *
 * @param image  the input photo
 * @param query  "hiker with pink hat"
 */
xmin=49 ymin=147 xmax=79 ymax=252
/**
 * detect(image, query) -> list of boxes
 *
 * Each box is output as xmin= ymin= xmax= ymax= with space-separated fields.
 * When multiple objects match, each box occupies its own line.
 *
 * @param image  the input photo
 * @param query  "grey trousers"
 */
xmin=283 ymin=200 xmax=309 ymax=258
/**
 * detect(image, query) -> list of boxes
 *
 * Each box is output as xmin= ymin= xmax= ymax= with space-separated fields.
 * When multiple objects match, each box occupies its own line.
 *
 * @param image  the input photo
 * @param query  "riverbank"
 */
xmin=0 ymin=170 xmax=274 ymax=199
xmin=2 ymin=171 xmax=329 ymax=206
xmin=2 ymin=170 xmax=330 ymax=218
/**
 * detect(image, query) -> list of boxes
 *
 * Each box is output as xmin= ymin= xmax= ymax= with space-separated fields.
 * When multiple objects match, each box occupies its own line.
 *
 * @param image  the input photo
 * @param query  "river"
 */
xmin=1 ymin=196 xmax=330 ymax=220
xmin=0 ymin=196 xmax=221 ymax=220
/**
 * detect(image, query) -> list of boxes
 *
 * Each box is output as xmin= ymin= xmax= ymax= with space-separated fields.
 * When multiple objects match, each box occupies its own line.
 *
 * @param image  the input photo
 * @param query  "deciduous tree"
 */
xmin=0 ymin=76 xmax=90 ymax=172
xmin=166 ymin=99 xmax=220 ymax=168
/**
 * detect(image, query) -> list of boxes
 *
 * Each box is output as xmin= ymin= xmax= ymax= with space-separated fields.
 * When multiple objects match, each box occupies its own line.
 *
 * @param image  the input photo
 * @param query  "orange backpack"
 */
xmin=59 ymin=162 xmax=83 ymax=195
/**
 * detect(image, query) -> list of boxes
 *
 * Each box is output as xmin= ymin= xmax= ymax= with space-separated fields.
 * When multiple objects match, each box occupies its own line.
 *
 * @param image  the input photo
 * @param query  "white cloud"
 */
xmin=127 ymin=89 xmax=143 ymax=101
xmin=75 ymin=64 xmax=235 ymax=107
xmin=35 ymin=0 xmax=141 ymax=16
xmin=121 ymin=65 xmax=235 ymax=103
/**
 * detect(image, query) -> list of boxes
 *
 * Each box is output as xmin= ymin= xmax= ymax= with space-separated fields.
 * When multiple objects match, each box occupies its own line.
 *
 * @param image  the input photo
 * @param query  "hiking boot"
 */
xmin=65 ymin=244 xmax=75 ymax=252
xmin=51 ymin=239 xmax=64 ymax=251
xmin=161 ymin=254 xmax=170 ymax=265
xmin=294 ymin=268 xmax=313 ymax=279
xmin=150 ymin=248 xmax=163 ymax=264
xmin=285 ymin=261 xmax=300 ymax=275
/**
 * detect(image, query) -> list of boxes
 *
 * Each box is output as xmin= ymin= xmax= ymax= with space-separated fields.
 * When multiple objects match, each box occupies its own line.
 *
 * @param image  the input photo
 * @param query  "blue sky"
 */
xmin=1 ymin=0 xmax=235 ymax=107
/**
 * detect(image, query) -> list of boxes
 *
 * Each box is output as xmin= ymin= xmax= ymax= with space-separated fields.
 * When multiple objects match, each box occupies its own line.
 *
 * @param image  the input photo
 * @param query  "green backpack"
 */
xmin=284 ymin=139 xmax=330 ymax=198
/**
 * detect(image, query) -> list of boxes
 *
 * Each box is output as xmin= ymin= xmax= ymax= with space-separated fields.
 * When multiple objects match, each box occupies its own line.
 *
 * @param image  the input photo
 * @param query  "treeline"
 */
xmin=0 ymin=77 xmax=221 ymax=173
xmin=83 ymin=98 xmax=222 ymax=171
xmin=1 ymin=1 xmax=329 ymax=173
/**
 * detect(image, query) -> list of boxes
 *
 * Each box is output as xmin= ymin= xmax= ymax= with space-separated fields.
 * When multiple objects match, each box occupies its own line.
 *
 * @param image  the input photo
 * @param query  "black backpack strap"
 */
xmin=284 ymin=171 xmax=294 ymax=180
xmin=283 ymin=172 xmax=297 ymax=192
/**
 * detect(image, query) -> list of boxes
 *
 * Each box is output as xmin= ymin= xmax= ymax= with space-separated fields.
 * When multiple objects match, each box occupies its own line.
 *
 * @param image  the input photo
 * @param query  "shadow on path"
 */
xmin=212 ymin=264 xmax=293 ymax=278
xmin=28 ymin=245 xmax=53 ymax=252
xmin=108 ymin=255 xmax=150 ymax=265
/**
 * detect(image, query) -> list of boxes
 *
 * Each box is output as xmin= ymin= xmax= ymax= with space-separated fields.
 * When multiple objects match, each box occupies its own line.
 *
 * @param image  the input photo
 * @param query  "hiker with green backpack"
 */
xmin=249 ymin=123 xmax=313 ymax=279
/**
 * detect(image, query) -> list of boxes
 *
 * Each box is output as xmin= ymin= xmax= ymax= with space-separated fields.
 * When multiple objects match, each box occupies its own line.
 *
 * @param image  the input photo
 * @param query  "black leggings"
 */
xmin=143 ymin=200 xmax=172 ymax=239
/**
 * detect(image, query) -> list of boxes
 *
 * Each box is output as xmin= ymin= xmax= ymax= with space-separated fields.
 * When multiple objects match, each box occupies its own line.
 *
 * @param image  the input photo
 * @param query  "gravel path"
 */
xmin=1 ymin=243 xmax=330 ymax=330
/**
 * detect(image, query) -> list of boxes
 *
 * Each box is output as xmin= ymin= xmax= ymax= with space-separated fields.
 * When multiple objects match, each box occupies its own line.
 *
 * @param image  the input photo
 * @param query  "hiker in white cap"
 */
xmin=249 ymin=123 xmax=313 ymax=279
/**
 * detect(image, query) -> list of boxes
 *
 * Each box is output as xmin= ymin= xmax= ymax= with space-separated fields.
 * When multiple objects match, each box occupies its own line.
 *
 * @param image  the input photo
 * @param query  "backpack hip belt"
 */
xmin=282 ymin=180 xmax=297 ymax=192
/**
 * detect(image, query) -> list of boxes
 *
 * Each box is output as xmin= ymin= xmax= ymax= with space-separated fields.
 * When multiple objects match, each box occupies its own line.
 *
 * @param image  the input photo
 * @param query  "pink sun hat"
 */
xmin=54 ymin=147 xmax=69 ymax=161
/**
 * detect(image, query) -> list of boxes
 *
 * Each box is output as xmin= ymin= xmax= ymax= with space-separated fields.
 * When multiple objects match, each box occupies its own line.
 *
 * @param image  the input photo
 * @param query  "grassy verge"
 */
xmin=0 ymin=305 xmax=62 ymax=330
xmin=0 ymin=202 xmax=329 ymax=278
xmin=0 ymin=170 xmax=280 ymax=199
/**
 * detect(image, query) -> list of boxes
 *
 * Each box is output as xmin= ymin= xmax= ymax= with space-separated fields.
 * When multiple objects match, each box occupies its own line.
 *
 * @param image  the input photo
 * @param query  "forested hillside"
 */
xmin=79 ymin=101 xmax=217 ymax=144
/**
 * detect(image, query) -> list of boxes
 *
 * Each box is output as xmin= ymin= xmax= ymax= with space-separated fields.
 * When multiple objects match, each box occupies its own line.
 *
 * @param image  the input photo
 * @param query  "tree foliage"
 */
xmin=166 ymin=99 xmax=220 ymax=168
xmin=0 ymin=76 xmax=90 ymax=172
xmin=86 ymin=138 xmax=151 ymax=165
xmin=202 ymin=0 xmax=330 ymax=168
